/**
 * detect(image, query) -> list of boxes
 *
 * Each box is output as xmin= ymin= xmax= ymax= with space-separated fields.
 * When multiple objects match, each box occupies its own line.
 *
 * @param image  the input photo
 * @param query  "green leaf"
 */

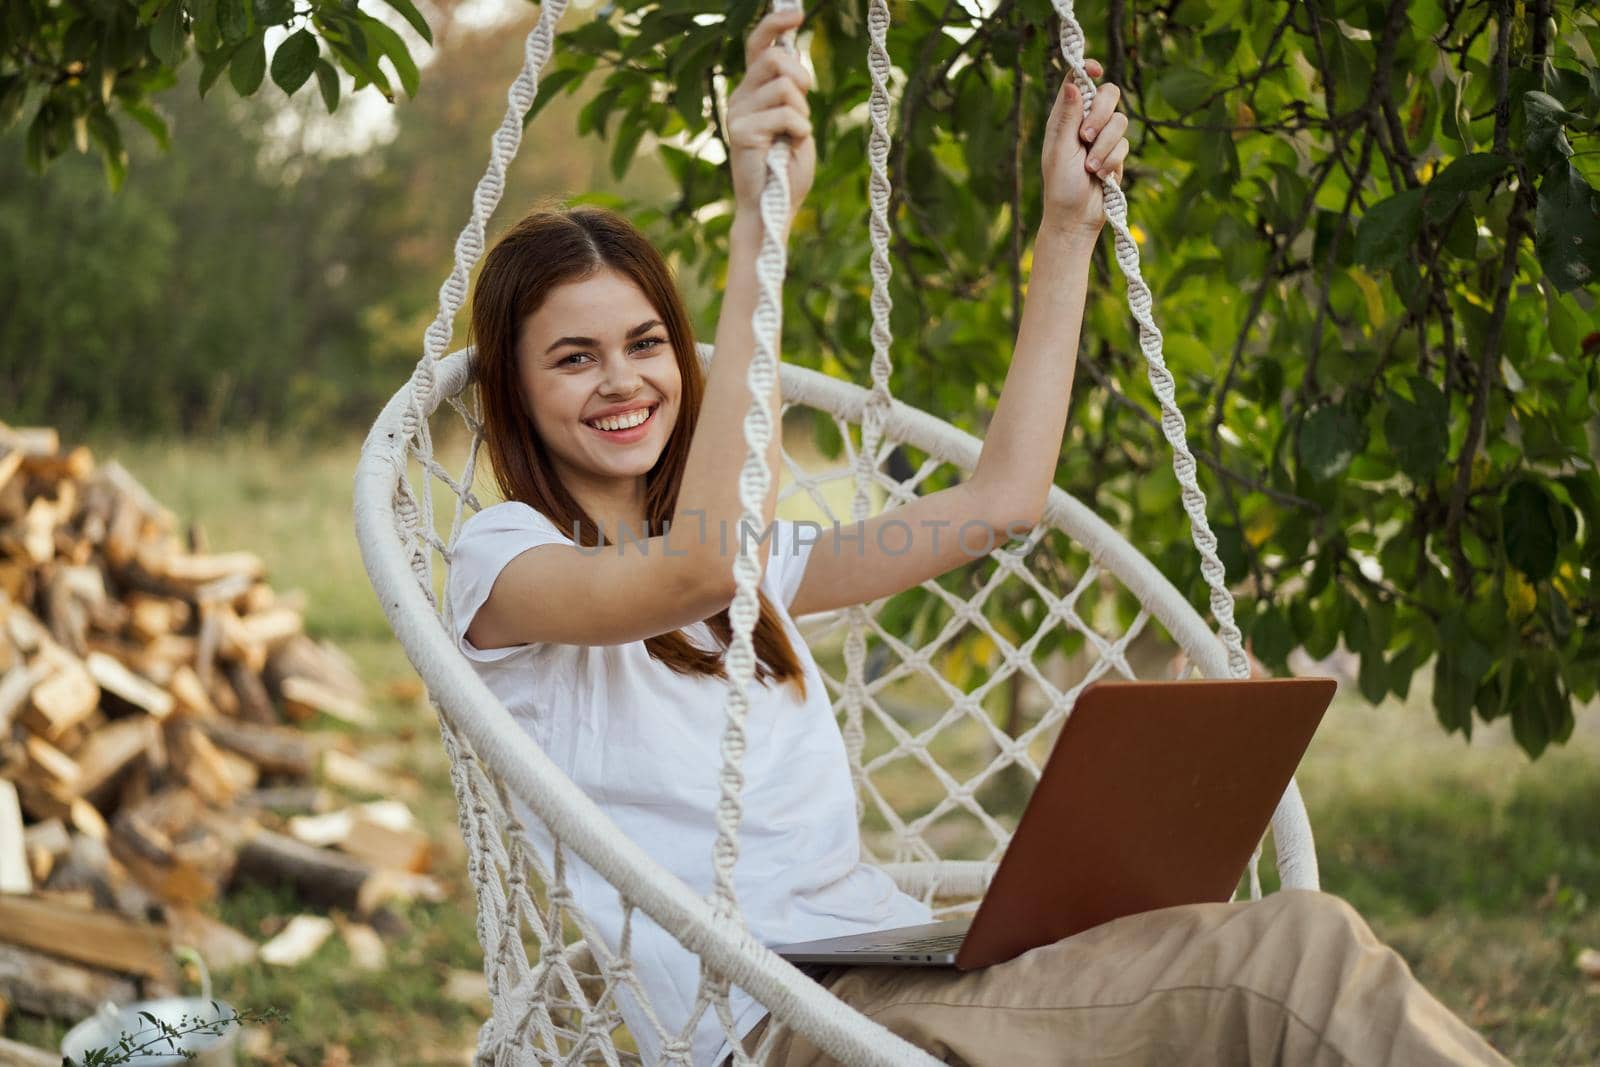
xmin=1353 ymin=188 xmax=1424 ymax=269
xmin=314 ymin=57 xmax=341 ymax=113
xmin=218 ymin=0 xmax=250 ymax=44
xmin=255 ymin=0 xmax=292 ymax=22
xmin=362 ymin=16 xmax=419 ymax=99
xmin=270 ymin=29 xmax=319 ymax=95
xmin=1156 ymin=67 xmax=1211 ymax=112
xmin=198 ymin=42 xmax=241 ymax=97
xmin=0 ymin=74 xmax=27 ymax=130
xmin=1534 ymin=162 xmax=1600 ymax=293
xmin=1502 ymin=479 xmax=1562 ymax=581
xmin=150 ymin=2 xmax=186 ymax=67
xmin=1421 ymin=153 xmax=1510 ymax=224
xmin=523 ymin=66 xmax=584 ymax=127
xmin=609 ymin=111 xmax=646 ymax=181
xmin=379 ymin=0 xmax=432 ymax=44
xmin=120 ymin=100 xmax=170 ymax=149
xmin=1298 ymin=403 xmax=1365 ymax=481
xmin=228 ymin=32 xmax=266 ymax=95
xmin=1383 ymin=378 xmax=1449 ymax=481
xmin=1523 ymin=90 xmax=1576 ymax=170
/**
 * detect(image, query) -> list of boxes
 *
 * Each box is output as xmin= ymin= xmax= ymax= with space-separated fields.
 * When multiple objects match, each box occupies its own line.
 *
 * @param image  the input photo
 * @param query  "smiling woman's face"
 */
xmin=516 ymin=267 xmax=682 ymax=498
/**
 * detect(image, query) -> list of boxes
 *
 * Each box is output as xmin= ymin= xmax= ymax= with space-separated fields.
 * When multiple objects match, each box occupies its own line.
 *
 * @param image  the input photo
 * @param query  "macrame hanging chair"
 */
xmin=354 ymin=0 xmax=1319 ymax=1061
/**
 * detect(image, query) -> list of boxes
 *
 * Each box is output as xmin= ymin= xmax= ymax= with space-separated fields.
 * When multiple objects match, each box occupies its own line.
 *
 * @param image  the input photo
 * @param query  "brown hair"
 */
xmin=469 ymin=202 xmax=806 ymax=698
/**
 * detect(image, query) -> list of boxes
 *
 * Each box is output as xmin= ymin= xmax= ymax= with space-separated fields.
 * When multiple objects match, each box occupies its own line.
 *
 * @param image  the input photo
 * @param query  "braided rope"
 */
xmin=706 ymin=0 xmax=805 ymax=927
xmin=1049 ymin=0 xmax=1251 ymax=681
xmin=840 ymin=0 xmax=898 ymax=823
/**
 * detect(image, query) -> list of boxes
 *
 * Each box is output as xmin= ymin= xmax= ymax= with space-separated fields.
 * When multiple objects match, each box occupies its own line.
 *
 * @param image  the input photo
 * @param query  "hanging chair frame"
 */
xmin=354 ymin=0 xmax=1319 ymax=1060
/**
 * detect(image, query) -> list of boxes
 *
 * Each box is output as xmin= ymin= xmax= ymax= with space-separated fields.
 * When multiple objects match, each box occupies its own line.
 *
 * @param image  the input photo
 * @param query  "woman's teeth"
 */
xmin=589 ymin=407 xmax=652 ymax=431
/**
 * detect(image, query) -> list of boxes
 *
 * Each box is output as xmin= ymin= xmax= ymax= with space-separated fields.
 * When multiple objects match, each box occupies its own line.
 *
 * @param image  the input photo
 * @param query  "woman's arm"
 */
xmin=789 ymin=69 xmax=1128 ymax=619
xmin=672 ymin=8 xmax=814 ymax=595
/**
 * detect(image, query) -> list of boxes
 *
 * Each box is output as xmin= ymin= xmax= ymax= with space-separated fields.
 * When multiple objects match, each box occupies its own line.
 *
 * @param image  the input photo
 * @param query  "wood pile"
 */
xmin=0 ymin=423 xmax=442 ymax=1037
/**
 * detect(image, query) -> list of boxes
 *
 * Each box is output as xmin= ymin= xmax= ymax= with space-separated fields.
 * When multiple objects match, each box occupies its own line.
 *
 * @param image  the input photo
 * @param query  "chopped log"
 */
xmin=233 ymin=828 xmax=371 ymax=911
xmin=341 ymin=816 xmax=432 ymax=875
xmin=0 ymin=663 xmax=40 ymax=737
xmin=336 ymin=918 xmax=386 ymax=972
xmin=237 ymin=607 xmax=302 ymax=650
xmin=23 ymin=655 xmax=99 ymax=740
xmin=0 ymin=451 xmax=21 ymax=495
xmin=225 ymin=660 xmax=276 ymax=726
xmin=22 ymin=817 xmax=71 ymax=858
xmin=92 ymin=461 xmax=170 ymax=531
xmin=166 ymin=906 xmax=257 ymax=973
xmin=20 ymin=497 xmax=57 ymax=566
xmin=319 ymin=749 xmax=396 ymax=797
xmin=32 ymin=887 xmax=96 ymax=911
xmin=173 ymin=724 xmax=258 ymax=807
xmin=22 ymin=733 xmax=80 ymax=793
xmin=216 ymin=606 xmax=267 ymax=675
xmin=103 ymin=492 xmax=145 ymax=568
xmin=43 ymin=567 xmax=89 ymax=657
xmin=288 ymin=809 xmax=355 ymax=848
xmin=43 ymin=834 xmax=162 ymax=923
xmin=230 ymin=828 xmax=432 ymax=914
xmin=0 ymin=942 xmax=138 ymax=1020
xmin=194 ymin=604 xmax=221 ymax=691
xmin=3 ymin=608 xmax=43 ymax=655
xmin=0 ymin=782 xmax=29 ymax=894
xmin=20 ymin=444 xmax=94 ymax=486
xmin=0 ymin=426 xmax=60 ymax=457
xmin=0 ymin=894 xmax=171 ymax=979
xmin=162 ymin=552 xmax=264 ymax=587
xmin=0 ymin=562 xmax=25 ymax=609
xmin=282 ymin=677 xmax=375 ymax=728
xmin=72 ymin=716 xmax=159 ymax=803
xmin=140 ymin=633 xmax=197 ymax=673
xmin=169 ymin=665 xmax=217 ymax=719
xmin=236 ymin=785 xmax=332 ymax=815
xmin=86 ymin=651 xmax=175 ymax=719
xmin=195 ymin=571 xmax=255 ymax=607
xmin=110 ymin=790 xmax=237 ymax=907
xmin=200 ymin=717 xmax=315 ymax=778
xmin=259 ymin=914 xmax=335 ymax=968
xmin=126 ymin=594 xmax=191 ymax=642
xmin=266 ymin=635 xmax=366 ymax=704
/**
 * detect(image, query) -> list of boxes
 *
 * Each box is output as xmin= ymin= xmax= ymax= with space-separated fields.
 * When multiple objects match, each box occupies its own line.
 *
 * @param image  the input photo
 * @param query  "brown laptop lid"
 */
xmin=955 ymin=677 xmax=1335 ymax=970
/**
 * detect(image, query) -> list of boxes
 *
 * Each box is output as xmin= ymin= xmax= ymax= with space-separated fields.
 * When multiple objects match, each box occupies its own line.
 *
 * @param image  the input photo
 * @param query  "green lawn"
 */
xmin=9 ymin=430 xmax=1596 ymax=1065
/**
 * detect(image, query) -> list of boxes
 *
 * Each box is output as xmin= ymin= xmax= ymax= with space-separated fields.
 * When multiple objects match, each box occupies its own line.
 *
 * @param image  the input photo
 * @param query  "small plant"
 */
xmin=64 ymin=1003 xmax=285 ymax=1066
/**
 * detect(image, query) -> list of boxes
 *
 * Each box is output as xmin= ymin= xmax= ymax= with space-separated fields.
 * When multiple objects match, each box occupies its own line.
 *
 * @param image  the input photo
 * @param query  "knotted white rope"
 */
xmin=1048 ymin=0 xmax=1251 ymax=681
xmin=700 ymin=0 xmax=803 ymax=1042
xmin=840 ymin=0 xmax=898 ymax=823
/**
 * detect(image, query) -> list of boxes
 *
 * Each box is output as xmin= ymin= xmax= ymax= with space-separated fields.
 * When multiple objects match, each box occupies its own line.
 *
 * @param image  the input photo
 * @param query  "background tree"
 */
xmin=0 ymin=3 xmax=651 ymax=437
xmin=1 ymin=0 xmax=432 ymax=188
xmin=533 ymin=0 xmax=1599 ymax=756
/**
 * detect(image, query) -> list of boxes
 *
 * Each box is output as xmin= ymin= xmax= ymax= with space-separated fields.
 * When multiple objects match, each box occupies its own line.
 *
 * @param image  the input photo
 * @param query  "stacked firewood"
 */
xmin=0 ymin=423 xmax=441 ymax=1034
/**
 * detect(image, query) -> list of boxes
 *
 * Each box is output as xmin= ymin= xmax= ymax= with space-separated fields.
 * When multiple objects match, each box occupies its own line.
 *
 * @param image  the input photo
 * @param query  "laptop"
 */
xmin=772 ymin=677 xmax=1336 ymax=970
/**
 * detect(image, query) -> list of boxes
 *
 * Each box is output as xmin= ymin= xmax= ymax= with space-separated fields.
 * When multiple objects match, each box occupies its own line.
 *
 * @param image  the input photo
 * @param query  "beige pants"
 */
xmin=748 ymin=890 xmax=1512 ymax=1066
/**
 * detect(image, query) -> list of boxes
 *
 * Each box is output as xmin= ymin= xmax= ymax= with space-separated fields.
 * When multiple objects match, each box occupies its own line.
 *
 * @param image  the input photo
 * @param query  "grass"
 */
xmin=8 ymin=428 xmax=1597 ymax=1065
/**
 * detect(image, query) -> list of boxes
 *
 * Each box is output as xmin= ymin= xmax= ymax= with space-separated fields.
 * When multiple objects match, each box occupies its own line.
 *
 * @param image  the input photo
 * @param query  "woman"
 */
xmin=447 ymin=8 xmax=1512 ymax=1065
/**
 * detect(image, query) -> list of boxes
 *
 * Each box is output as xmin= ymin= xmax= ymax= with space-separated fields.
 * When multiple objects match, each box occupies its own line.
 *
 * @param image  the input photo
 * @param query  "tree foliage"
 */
xmin=536 ymin=0 xmax=1599 ymax=755
xmin=0 ymin=7 xmax=657 ymax=438
xmin=0 ymin=0 xmax=429 ymax=189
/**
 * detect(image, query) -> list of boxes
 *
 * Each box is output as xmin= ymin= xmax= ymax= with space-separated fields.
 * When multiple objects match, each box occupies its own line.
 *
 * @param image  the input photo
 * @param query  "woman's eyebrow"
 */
xmin=544 ymin=319 xmax=662 ymax=355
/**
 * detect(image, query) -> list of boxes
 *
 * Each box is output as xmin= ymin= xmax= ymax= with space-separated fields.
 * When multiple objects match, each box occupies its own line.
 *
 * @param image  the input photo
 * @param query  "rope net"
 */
xmin=355 ymin=0 xmax=1308 ymax=1060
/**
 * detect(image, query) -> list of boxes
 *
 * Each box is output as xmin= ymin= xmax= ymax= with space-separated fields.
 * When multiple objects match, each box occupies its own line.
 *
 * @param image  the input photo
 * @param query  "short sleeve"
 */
xmin=767 ymin=519 xmax=823 ymax=613
xmin=446 ymin=502 xmax=573 ymax=664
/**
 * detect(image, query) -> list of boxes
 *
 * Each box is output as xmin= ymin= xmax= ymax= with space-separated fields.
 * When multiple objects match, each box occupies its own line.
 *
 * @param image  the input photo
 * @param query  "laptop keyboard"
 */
xmin=835 ymin=933 xmax=967 ymax=954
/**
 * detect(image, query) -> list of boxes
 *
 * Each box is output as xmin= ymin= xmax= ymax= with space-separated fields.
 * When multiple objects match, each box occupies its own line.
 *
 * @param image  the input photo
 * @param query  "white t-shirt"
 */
xmin=445 ymin=502 xmax=931 ymax=1067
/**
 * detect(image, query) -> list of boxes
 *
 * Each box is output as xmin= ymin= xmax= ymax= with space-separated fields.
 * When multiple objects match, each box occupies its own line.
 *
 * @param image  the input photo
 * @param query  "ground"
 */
xmin=8 ymin=430 xmax=1596 ymax=1065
